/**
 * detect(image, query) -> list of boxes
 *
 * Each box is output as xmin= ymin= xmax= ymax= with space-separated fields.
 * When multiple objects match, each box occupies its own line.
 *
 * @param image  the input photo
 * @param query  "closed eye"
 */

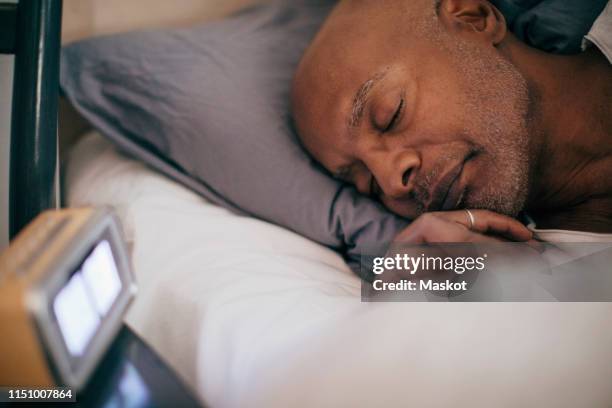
xmin=383 ymin=98 xmax=404 ymax=133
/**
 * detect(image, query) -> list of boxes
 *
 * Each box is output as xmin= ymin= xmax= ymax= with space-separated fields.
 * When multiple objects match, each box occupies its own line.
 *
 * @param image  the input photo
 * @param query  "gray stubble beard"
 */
xmin=450 ymin=37 xmax=531 ymax=217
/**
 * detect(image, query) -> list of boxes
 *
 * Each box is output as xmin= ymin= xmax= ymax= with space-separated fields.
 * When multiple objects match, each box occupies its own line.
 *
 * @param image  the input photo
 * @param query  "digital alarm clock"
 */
xmin=0 ymin=208 xmax=136 ymax=391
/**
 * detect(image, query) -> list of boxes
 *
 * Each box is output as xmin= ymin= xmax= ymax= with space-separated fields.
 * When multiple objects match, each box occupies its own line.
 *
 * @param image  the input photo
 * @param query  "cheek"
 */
xmin=408 ymin=55 xmax=479 ymax=145
xmin=380 ymin=196 xmax=421 ymax=220
xmin=303 ymin=135 xmax=350 ymax=175
xmin=416 ymin=87 xmax=469 ymax=139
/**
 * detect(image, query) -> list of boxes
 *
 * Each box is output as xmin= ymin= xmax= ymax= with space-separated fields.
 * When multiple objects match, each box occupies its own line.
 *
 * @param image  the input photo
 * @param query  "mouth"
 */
xmin=426 ymin=152 xmax=475 ymax=212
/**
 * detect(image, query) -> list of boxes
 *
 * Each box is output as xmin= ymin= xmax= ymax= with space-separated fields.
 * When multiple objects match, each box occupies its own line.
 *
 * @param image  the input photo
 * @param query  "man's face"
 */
xmin=292 ymin=0 xmax=531 ymax=219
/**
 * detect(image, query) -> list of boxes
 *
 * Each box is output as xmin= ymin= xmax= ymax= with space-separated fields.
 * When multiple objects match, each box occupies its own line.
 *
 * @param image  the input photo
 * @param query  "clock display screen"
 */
xmin=52 ymin=240 xmax=122 ymax=357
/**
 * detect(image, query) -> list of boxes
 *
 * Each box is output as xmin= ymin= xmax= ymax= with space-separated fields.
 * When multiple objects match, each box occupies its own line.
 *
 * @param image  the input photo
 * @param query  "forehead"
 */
xmin=293 ymin=14 xmax=395 ymax=147
xmin=291 ymin=0 xmax=440 ymax=165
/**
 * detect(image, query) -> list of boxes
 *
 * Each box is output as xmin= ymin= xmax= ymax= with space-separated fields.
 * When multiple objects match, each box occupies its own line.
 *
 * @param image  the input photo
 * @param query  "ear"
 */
xmin=438 ymin=0 xmax=507 ymax=46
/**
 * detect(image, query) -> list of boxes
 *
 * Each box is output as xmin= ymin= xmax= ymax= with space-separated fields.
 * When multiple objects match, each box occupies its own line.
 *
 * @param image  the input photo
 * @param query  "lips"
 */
xmin=425 ymin=154 xmax=472 ymax=212
xmin=441 ymin=169 xmax=466 ymax=211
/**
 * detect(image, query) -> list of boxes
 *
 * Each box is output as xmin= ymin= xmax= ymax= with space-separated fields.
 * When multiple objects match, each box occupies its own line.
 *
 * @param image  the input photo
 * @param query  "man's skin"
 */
xmin=291 ymin=0 xmax=612 ymax=243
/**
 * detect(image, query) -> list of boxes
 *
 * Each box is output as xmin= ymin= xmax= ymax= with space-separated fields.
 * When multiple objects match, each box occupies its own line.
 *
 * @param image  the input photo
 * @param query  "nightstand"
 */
xmin=74 ymin=325 xmax=202 ymax=407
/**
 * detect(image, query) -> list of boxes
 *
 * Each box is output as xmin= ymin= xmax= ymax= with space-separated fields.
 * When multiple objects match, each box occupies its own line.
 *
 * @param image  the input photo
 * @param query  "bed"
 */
xmin=62 ymin=130 xmax=612 ymax=407
xmin=6 ymin=1 xmax=612 ymax=407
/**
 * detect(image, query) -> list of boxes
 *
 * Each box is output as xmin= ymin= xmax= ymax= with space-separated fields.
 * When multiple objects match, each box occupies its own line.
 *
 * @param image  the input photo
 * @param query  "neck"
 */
xmin=499 ymin=36 xmax=612 ymax=232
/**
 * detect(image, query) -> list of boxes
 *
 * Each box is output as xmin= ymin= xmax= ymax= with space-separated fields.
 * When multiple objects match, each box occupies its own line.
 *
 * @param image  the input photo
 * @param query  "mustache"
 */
xmin=410 ymin=151 xmax=467 ymax=214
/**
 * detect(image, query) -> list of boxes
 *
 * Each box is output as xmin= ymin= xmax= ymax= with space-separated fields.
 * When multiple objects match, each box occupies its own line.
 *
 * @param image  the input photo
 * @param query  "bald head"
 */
xmin=291 ymin=0 xmax=532 ymax=219
xmin=293 ymin=0 xmax=440 ymax=146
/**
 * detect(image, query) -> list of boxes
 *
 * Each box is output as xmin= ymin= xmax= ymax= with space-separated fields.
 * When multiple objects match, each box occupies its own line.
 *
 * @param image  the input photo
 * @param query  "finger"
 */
xmin=394 ymin=213 xmax=498 ymax=244
xmin=431 ymin=210 xmax=532 ymax=241
xmin=526 ymin=238 xmax=545 ymax=253
xmin=470 ymin=210 xmax=533 ymax=241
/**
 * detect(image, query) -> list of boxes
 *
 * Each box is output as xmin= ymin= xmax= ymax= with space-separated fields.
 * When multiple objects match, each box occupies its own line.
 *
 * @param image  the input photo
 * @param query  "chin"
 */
xmin=464 ymin=187 xmax=526 ymax=218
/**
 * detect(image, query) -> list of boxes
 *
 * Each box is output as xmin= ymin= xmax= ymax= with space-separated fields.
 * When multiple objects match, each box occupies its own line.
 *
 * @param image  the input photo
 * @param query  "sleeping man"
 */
xmin=291 ymin=0 xmax=612 ymax=245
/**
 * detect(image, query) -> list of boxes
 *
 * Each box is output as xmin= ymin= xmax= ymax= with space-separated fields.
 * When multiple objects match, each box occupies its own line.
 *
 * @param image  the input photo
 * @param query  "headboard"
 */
xmin=1 ymin=0 xmax=62 ymax=239
xmin=2 ymin=0 xmax=264 ymax=240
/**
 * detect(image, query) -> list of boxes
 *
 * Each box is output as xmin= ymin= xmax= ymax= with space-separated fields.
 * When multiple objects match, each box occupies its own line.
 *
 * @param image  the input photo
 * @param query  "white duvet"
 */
xmin=66 ymin=132 xmax=612 ymax=408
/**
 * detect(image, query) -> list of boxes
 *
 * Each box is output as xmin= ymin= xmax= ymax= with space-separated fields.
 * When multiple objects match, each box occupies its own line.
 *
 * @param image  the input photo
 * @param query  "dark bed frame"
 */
xmin=1 ymin=0 xmax=62 ymax=239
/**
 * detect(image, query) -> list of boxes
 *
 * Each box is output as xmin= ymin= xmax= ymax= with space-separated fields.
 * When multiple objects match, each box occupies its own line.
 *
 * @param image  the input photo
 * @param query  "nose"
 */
xmin=364 ymin=149 xmax=420 ymax=200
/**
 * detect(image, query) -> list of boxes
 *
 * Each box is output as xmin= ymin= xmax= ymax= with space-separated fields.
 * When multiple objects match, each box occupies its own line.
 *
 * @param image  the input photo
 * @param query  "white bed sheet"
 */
xmin=66 ymin=132 xmax=612 ymax=408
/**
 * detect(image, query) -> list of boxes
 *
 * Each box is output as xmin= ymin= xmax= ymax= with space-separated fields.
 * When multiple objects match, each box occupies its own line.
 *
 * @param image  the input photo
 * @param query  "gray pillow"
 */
xmin=60 ymin=0 xmax=408 ymax=273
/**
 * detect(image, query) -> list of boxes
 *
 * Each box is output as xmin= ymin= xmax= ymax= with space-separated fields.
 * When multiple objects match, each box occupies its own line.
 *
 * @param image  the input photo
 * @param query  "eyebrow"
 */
xmin=348 ymin=71 xmax=387 ymax=130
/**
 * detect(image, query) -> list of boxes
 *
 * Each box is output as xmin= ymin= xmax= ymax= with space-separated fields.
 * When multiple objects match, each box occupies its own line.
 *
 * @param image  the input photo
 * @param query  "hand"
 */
xmin=392 ymin=209 xmax=534 ymax=244
xmin=378 ymin=210 xmax=540 ymax=290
